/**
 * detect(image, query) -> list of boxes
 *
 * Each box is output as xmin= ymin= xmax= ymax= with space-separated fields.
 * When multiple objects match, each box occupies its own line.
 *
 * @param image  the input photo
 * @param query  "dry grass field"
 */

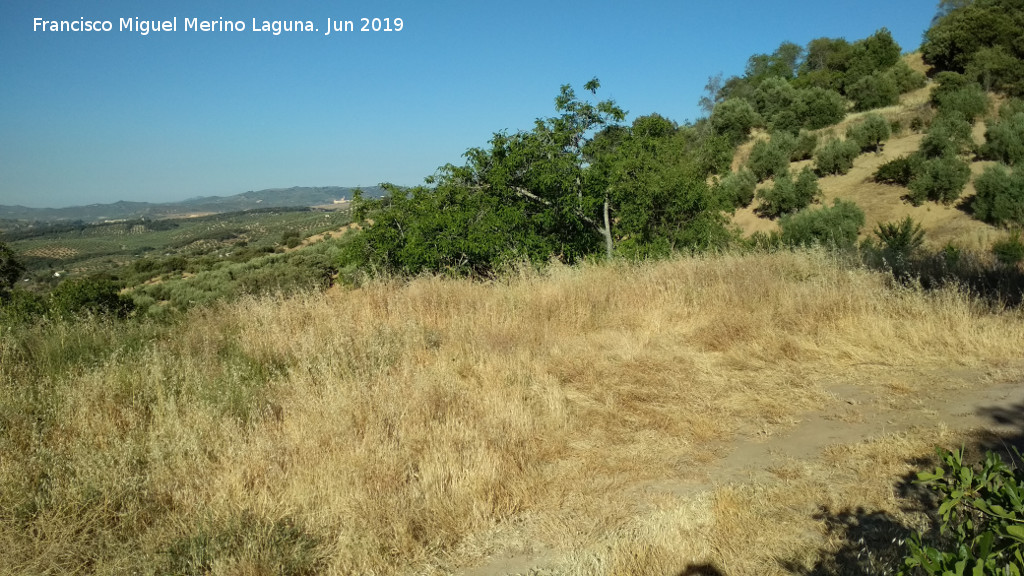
xmin=2 ymin=249 xmax=1022 ymax=575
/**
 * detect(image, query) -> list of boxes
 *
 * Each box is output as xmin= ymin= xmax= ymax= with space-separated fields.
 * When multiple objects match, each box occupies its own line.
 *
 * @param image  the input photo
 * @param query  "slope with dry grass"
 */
xmin=2 ymin=250 xmax=1022 ymax=575
xmin=730 ymin=53 xmax=1011 ymax=252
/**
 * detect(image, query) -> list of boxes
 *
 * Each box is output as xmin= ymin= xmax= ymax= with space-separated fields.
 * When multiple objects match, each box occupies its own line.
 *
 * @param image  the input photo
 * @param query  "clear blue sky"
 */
xmin=0 ymin=0 xmax=940 ymax=209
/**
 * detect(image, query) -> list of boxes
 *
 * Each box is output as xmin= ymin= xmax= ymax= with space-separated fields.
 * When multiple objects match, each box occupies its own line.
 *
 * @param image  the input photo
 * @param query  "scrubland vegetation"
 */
xmin=3 ymin=0 xmax=1024 ymax=573
xmin=2 ymin=250 xmax=1024 ymax=574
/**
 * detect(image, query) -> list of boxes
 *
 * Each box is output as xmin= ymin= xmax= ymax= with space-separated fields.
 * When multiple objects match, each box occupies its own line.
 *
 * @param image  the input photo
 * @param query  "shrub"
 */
xmin=920 ymin=113 xmax=975 ymax=158
xmin=973 ymin=164 xmax=1024 ymax=226
xmin=931 ymin=74 xmax=991 ymax=123
xmin=883 ymin=59 xmax=927 ymax=94
xmin=790 ymin=130 xmax=818 ymax=161
xmin=757 ymin=166 xmax=821 ymax=218
xmin=980 ymin=108 xmax=1024 ymax=165
xmin=846 ymin=113 xmax=892 ymax=152
xmin=0 ymin=241 xmax=24 ymax=299
xmin=992 ymin=231 xmax=1024 ymax=267
xmin=814 ymin=138 xmax=861 ymax=176
xmin=0 ymin=289 xmax=47 ymax=324
xmin=710 ymin=97 xmax=761 ymax=145
xmin=846 ymin=72 xmax=900 ymax=111
xmin=907 ymin=155 xmax=972 ymax=205
xmin=49 ymin=275 xmax=136 ymax=318
xmin=797 ymin=87 xmax=847 ymax=130
xmin=715 ymin=168 xmax=758 ymax=209
xmin=897 ymin=447 xmax=1024 ymax=576
xmin=778 ymin=199 xmax=865 ymax=248
xmin=747 ymin=136 xmax=791 ymax=182
xmin=873 ymin=154 xmax=923 ymax=186
xmin=873 ymin=216 xmax=925 ymax=269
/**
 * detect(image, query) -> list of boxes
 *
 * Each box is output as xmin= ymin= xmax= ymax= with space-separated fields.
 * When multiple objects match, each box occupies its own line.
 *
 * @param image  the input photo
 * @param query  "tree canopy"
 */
xmin=347 ymin=80 xmax=732 ymax=275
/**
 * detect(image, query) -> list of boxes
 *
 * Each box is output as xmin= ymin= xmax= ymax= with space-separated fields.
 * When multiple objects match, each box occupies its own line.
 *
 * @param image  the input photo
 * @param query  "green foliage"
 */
xmin=921 ymin=113 xmax=976 ymax=158
xmin=897 ymin=447 xmax=1024 ymax=576
xmin=884 ymin=59 xmax=928 ymax=94
xmin=931 ymin=77 xmax=991 ymax=123
xmin=814 ymin=138 xmax=861 ymax=176
xmin=907 ymin=155 xmax=972 ymax=206
xmin=873 ymin=216 xmax=926 ymax=270
xmin=973 ymin=164 xmax=1024 ymax=226
xmin=714 ymin=168 xmax=758 ymax=209
xmin=778 ymin=199 xmax=865 ymax=248
xmin=133 ymin=243 xmax=341 ymax=311
xmin=874 ymin=154 xmax=924 ymax=186
xmin=750 ymin=78 xmax=846 ymax=133
xmin=163 ymin=512 xmax=324 ymax=575
xmin=798 ymin=87 xmax=848 ymax=130
xmin=0 ymin=289 xmax=47 ymax=325
xmin=747 ymin=133 xmax=794 ymax=182
xmin=922 ymin=0 xmax=1024 ymax=96
xmin=49 ymin=275 xmax=135 ymax=319
xmin=795 ymin=29 xmax=903 ymax=97
xmin=710 ymin=97 xmax=761 ymax=145
xmin=347 ymin=81 xmax=731 ymax=275
xmin=846 ymin=113 xmax=892 ymax=152
xmin=281 ymin=229 xmax=302 ymax=249
xmin=790 ymin=130 xmax=819 ymax=161
xmin=992 ymin=231 xmax=1024 ymax=266
xmin=981 ymin=102 xmax=1024 ymax=165
xmin=0 ymin=241 xmax=24 ymax=299
xmin=847 ymin=71 xmax=900 ymax=111
xmin=756 ymin=167 xmax=821 ymax=218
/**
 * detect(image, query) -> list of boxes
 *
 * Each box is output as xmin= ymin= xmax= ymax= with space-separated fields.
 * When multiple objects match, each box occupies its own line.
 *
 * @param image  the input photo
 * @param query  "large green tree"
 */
xmin=922 ymin=0 xmax=1024 ymax=95
xmin=347 ymin=80 xmax=730 ymax=275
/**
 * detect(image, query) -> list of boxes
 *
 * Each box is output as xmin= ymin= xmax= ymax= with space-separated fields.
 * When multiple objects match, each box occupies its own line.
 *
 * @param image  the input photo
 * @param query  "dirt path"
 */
xmin=460 ymin=368 xmax=1024 ymax=576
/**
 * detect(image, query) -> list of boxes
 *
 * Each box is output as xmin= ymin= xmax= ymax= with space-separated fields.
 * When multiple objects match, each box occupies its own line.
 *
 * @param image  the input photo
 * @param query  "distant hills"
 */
xmin=0 ymin=186 xmax=387 ymax=223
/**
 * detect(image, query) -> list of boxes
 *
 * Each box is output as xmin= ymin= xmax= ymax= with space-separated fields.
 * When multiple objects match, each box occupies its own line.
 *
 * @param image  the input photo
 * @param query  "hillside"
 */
xmin=2 ymin=251 xmax=1021 ymax=575
xmin=0 ymin=185 xmax=386 ymax=224
xmin=729 ymin=54 xmax=1009 ymax=252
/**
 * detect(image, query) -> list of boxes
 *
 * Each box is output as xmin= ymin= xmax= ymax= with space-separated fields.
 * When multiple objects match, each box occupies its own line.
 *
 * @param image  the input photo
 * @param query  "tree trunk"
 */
xmin=602 ymin=198 xmax=613 ymax=260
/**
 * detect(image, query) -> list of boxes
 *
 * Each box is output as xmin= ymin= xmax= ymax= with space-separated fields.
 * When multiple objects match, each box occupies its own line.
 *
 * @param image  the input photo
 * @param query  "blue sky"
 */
xmin=0 ymin=0 xmax=940 ymax=209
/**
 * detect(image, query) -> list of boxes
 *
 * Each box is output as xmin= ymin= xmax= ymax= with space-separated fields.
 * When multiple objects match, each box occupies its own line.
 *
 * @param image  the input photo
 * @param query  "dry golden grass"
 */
xmin=2 ymin=250 xmax=1023 ymax=575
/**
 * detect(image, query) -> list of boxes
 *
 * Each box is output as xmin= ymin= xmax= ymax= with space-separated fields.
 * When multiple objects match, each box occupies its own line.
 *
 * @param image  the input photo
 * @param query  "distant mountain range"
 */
xmin=0 ymin=186 xmax=387 ymax=222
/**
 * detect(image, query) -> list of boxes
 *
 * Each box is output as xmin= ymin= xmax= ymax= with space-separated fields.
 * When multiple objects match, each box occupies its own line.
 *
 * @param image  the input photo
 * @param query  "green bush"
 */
xmin=973 ymin=164 xmax=1024 ymax=226
xmin=0 ymin=241 xmax=24 ymax=299
xmin=920 ymin=113 xmax=975 ymax=158
xmin=992 ymin=231 xmax=1024 ymax=267
xmin=846 ymin=113 xmax=892 ymax=152
xmin=931 ymin=74 xmax=991 ymax=123
xmin=710 ymin=97 xmax=761 ymax=145
xmin=897 ymin=447 xmax=1024 ymax=576
xmin=846 ymin=72 xmax=900 ymax=111
xmin=715 ymin=168 xmax=758 ymax=209
xmin=790 ymin=130 xmax=819 ymax=161
xmin=907 ymin=155 xmax=972 ymax=206
xmin=883 ymin=59 xmax=927 ymax=94
xmin=814 ymin=138 xmax=861 ymax=176
xmin=778 ymin=199 xmax=865 ymax=248
xmin=873 ymin=154 xmax=924 ymax=186
xmin=49 ymin=275 xmax=136 ymax=319
xmin=747 ymin=135 xmax=792 ymax=182
xmin=756 ymin=166 xmax=821 ymax=218
xmin=797 ymin=87 xmax=848 ymax=130
xmin=872 ymin=216 xmax=925 ymax=270
xmin=980 ymin=106 xmax=1024 ymax=165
